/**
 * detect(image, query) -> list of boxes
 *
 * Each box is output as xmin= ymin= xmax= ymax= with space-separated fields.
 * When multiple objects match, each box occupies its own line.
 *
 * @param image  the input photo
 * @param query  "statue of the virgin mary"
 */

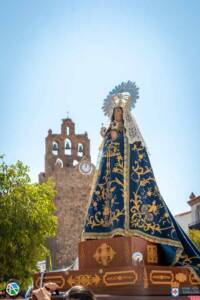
xmin=82 ymin=81 xmax=200 ymax=277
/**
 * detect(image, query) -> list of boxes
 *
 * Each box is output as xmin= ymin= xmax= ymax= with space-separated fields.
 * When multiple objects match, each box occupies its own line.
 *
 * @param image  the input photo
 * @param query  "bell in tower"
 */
xmin=65 ymin=139 xmax=72 ymax=155
xmin=53 ymin=143 xmax=58 ymax=151
xmin=77 ymin=143 xmax=84 ymax=157
xmin=78 ymin=144 xmax=83 ymax=152
xmin=52 ymin=141 xmax=59 ymax=155
xmin=41 ymin=116 xmax=93 ymax=269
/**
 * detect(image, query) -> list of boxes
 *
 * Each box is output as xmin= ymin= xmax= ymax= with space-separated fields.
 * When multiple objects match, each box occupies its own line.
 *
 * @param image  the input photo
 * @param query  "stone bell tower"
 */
xmin=39 ymin=117 xmax=94 ymax=269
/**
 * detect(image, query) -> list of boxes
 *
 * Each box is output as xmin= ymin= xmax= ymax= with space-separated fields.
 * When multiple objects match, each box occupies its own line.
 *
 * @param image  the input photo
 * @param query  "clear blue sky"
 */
xmin=0 ymin=0 xmax=199 ymax=215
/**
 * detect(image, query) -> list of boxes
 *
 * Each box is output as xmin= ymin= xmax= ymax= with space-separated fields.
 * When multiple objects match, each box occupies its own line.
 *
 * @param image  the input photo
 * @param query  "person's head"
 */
xmin=112 ymin=107 xmax=123 ymax=122
xmin=110 ymin=129 xmax=118 ymax=141
xmin=67 ymin=286 xmax=96 ymax=300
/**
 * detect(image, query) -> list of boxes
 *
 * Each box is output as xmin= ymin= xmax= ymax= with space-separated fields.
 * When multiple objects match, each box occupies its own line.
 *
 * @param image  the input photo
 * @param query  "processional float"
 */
xmin=33 ymin=81 xmax=200 ymax=299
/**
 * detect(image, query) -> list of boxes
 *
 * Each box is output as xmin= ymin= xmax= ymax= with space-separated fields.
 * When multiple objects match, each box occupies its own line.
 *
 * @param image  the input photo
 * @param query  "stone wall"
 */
xmin=39 ymin=117 xmax=94 ymax=269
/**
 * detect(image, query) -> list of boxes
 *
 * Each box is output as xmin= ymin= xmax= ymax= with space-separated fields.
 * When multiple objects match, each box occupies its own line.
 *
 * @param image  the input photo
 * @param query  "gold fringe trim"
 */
xmin=82 ymin=227 xmax=183 ymax=248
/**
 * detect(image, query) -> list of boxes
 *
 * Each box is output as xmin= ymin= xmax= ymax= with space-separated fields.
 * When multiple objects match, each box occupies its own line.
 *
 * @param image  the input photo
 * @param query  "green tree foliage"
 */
xmin=0 ymin=156 xmax=57 ymax=288
xmin=189 ymin=229 xmax=200 ymax=250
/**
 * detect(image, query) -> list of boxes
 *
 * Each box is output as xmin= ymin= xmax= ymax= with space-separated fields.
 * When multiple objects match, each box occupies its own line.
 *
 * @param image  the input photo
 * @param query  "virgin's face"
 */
xmin=113 ymin=107 xmax=123 ymax=122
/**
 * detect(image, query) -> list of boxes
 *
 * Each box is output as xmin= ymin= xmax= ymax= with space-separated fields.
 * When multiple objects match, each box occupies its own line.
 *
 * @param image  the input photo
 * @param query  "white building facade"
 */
xmin=174 ymin=193 xmax=200 ymax=233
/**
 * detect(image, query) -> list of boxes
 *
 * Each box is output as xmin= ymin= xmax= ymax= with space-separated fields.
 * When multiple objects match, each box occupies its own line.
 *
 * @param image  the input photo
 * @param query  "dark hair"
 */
xmin=111 ymin=106 xmax=123 ymax=122
xmin=67 ymin=286 xmax=96 ymax=300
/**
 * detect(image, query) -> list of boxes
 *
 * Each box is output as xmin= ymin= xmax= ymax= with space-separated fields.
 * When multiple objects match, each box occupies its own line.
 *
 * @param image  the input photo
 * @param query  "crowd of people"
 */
xmin=32 ymin=284 xmax=96 ymax=300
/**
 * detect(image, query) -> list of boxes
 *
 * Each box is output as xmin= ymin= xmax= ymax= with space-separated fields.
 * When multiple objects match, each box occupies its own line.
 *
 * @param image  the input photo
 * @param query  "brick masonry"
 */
xmin=39 ymin=118 xmax=94 ymax=269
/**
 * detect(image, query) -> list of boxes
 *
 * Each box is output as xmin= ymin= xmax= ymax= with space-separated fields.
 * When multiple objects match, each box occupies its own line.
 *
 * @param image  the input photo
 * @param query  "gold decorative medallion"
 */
xmin=147 ymin=245 xmax=158 ymax=263
xmin=175 ymin=272 xmax=187 ymax=283
xmin=67 ymin=274 xmax=101 ymax=287
xmin=93 ymin=243 xmax=116 ymax=266
xmin=35 ymin=275 xmax=65 ymax=289
xmin=103 ymin=270 xmax=138 ymax=286
xmin=150 ymin=270 xmax=174 ymax=285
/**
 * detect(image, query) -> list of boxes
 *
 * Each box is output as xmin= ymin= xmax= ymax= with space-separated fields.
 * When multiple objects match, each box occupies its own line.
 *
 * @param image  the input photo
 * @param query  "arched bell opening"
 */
xmin=52 ymin=141 xmax=59 ymax=156
xmin=65 ymin=138 xmax=72 ymax=155
xmin=77 ymin=143 xmax=84 ymax=157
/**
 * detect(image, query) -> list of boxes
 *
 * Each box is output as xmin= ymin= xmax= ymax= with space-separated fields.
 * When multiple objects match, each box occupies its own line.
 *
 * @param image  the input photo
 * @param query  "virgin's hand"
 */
xmin=100 ymin=127 xmax=107 ymax=137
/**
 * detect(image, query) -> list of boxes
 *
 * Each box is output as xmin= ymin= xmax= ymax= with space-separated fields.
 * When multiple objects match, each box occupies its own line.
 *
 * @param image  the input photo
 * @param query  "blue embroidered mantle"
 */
xmin=82 ymin=130 xmax=200 ymax=277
